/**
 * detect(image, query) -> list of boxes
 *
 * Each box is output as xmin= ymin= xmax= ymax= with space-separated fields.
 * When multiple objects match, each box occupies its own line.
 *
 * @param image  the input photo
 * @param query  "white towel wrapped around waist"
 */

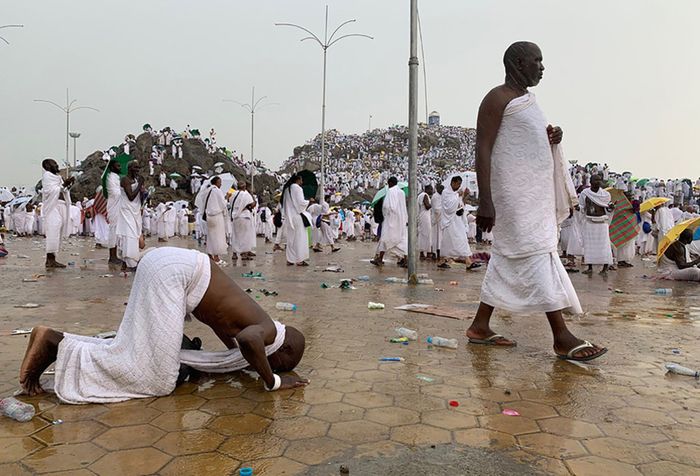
xmin=180 ymin=320 xmax=286 ymax=373
xmin=54 ymin=248 xmax=211 ymax=404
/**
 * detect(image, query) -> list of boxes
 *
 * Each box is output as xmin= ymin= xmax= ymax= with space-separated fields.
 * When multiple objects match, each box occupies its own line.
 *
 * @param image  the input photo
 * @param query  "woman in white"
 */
xmin=203 ymin=177 xmax=228 ymax=265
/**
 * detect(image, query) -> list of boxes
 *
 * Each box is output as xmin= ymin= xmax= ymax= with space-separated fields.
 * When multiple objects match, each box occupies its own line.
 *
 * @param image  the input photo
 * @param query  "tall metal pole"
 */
xmin=250 ymin=86 xmax=255 ymax=191
xmin=275 ymin=6 xmax=373 ymax=201
xmin=407 ymin=0 xmax=420 ymax=282
xmin=65 ymin=89 xmax=70 ymax=168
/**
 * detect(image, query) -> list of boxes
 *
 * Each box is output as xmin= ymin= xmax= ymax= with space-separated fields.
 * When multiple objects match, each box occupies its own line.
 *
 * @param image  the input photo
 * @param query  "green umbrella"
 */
xmin=371 ymin=182 xmax=409 ymax=206
xmin=637 ymin=179 xmax=649 ymax=187
xmin=101 ymin=153 xmax=132 ymax=199
xmin=169 ymin=172 xmax=183 ymax=178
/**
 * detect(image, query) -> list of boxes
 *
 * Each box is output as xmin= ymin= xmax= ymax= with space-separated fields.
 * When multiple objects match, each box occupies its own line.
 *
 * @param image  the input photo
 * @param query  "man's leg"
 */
xmin=45 ymin=253 xmax=66 ymax=268
xmin=582 ymin=264 xmax=593 ymax=275
xmin=546 ymin=310 xmax=606 ymax=359
xmin=19 ymin=327 xmax=64 ymax=396
xmin=466 ymin=303 xmax=516 ymax=345
xmin=600 ymin=264 xmax=609 ymax=276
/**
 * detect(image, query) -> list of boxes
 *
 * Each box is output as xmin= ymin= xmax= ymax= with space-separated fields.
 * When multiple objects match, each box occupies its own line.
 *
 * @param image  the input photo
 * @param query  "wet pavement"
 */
xmin=0 ymin=235 xmax=699 ymax=475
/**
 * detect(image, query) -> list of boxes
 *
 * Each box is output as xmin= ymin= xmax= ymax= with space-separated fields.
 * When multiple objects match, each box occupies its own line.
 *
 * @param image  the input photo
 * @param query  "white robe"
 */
xmin=480 ymin=93 xmax=581 ymax=314
xmin=430 ymin=192 xmax=442 ymax=253
xmin=282 ymin=183 xmax=309 ymax=264
xmin=116 ymin=180 xmax=143 ymax=267
xmin=94 ymin=213 xmax=109 ymax=246
xmin=205 ymin=186 xmax=228 ymax=256
xmin=41 ymin=171 xmax=71 ymax=254
xmin=230 ymin=190 xmax=256 ymax=254
xmin=579 ymin=188 xmax=613 ymax=265
xmin=417 ymin=192 xmax=432 ymax=253
xmin=106 ymin=172 xmax=122 ymax=248
xmin=378 ymin=185 xmax=407 ymax=258
xmin=439 ymin=189 xmax=471 ymax=258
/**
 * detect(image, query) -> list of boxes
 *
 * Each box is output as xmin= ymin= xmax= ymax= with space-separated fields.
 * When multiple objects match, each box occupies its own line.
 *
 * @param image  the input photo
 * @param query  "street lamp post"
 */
xmin=223 ymin=87 xmax=277 ymax=192
xmin=276 ymin=6 xmax=372 ymax=200
xmin=0 ymin=24 xmax=23 ymax=45
xmin=407 ymin=0 xmax=420 ymax=281
xmin=69 ymin=132 xmax=81 ymax=168
xmin=34 ymin=89 xmax=98 ymax=171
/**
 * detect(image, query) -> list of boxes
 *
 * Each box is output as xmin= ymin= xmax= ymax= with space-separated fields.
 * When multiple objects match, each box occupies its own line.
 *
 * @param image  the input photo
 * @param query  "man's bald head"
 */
xmin=42 ymin=158 xmax=59 ymax=174
xmin=267 ymin=326 xmax=305 ymax=373
xmin=504 ymin=41 xmax=544 ymax=89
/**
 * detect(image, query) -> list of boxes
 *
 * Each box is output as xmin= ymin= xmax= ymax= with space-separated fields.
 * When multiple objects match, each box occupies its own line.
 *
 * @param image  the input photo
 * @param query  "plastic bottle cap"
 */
xmin=239 ymin=467 xmax=253 ymax=476
xmin=426 ymin=337 xmax=433 ymax=344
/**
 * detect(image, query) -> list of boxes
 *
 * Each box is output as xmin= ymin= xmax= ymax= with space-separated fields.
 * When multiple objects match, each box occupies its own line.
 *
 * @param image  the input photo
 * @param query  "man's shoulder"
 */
xmin=481 ymin=85 xmax=520 ymax=109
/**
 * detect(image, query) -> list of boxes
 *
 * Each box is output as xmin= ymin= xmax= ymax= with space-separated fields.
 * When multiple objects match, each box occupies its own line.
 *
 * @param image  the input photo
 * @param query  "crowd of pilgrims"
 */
xmin=2 ymin=121 xmax=700 ymax=271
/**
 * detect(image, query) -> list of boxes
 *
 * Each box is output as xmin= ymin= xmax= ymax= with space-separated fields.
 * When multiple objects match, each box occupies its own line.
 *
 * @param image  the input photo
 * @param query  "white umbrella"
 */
xmin=218 ymin=172 xmax=238 ymax=192
xmin=0 ymin=189 xmax=15 ymax=202
xmin=191 ymin=165 xmax=202 ymax=170
xmin=8 ymin=196 xmax=32 ymax=208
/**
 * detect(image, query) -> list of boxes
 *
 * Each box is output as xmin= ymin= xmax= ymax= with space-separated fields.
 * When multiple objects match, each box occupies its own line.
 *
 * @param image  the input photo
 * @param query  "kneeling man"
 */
xmin=19 ymin=247 xmax=308 ymax=403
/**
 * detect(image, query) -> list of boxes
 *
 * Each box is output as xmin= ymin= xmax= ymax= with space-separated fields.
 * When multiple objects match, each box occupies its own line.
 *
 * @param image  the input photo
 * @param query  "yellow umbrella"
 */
xmin=640 ymin=197 xmax=670 ymax=213
xmin=657 ymin=217 xmax=700 ymax=262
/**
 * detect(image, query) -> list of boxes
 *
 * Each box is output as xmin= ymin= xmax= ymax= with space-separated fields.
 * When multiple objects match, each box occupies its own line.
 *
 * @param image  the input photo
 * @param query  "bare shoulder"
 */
xmin=480 ymin=85 xmax=522 ymax=113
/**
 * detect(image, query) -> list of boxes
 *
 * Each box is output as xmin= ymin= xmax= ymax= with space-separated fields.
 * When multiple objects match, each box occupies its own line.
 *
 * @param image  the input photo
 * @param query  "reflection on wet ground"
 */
xmin=0 ymin=236 xmax=699 ymax=475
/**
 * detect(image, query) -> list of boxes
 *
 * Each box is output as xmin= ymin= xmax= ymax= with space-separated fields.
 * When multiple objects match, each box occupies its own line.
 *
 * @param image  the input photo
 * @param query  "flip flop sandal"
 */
xmin=468 ymin=334 xmax=516 ymax=346
xmin=297 ymin=262 xmax=309 ymax=267
xmin=556 ymin=341 xmax=608 ymax=362
xmin=467 ymin=263 xmax=481 ymax=270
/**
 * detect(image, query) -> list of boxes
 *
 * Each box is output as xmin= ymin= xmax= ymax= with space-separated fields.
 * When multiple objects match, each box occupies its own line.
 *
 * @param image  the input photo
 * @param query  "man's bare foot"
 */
xmin=19 ymin=326 xmax=63 ymax=396
xmin=466 ymin=327 xmax=516 ymax=346
xmin=273 ymin=244 xmax=283 ymax=252
xmin=45 ymin=260 xmax=66 ymax=269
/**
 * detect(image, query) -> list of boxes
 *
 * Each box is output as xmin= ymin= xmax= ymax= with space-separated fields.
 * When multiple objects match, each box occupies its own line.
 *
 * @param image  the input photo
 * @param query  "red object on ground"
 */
xmin=449 ymin=400 xmax=459 ymax=407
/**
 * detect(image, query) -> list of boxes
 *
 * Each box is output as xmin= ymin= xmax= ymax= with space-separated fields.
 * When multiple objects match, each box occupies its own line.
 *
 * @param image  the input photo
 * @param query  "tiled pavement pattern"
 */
xmin=0 ymin=237 xmax=699 ymax=475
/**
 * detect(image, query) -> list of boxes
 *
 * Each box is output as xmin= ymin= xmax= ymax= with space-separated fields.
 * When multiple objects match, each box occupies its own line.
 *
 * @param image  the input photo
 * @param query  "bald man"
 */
xmin=470 ymin=42 xmax=606 ymax=362
xmin=19 ymin=247 xmax=308 ymax=402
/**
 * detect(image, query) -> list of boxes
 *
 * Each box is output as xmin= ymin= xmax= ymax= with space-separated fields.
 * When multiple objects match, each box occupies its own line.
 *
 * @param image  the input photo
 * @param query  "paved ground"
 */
xmin=0 ymin=235 xmax=699 ymax=475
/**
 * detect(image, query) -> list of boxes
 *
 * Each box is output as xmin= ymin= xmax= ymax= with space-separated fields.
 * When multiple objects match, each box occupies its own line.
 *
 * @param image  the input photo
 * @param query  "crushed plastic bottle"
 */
xmin=665 ymin=362 xmax=699 ymax=378
xmin=426 ymin=336 xmax=458 ymax=349
xmin=355 ymin=275 xmax=370 ymax=281
xmin=416 ymin=278 xmax=434 ymax=285
xmin=275 ymin=302 xmax=297 ymax=311
xmin=379 ymin=357 xmax=404 ymax=362
xmin=0 ymin=397 xmax=35 ymax=422
xmin=368 ymin=302 xmax=385 ymax=310
xmin=385 ymin=277 xmax=408 ymax=284
xmin=395 ymin=327 xmax=418 ymax=341
xmin=655 ymin=288 xmax=672 ymax=295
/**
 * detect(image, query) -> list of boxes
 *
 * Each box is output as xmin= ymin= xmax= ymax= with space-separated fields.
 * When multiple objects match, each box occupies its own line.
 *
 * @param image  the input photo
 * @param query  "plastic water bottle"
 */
xmin=426 ymin=336 xmax=459 ymax=349
xmin=379 ymin=357 xmax=404 ymax=362
xmin=655 ymin=288 xmax=672 ymax=295
xmin=417 ymin=278 xmax=434 ymax=285
xmin=0 ymin=397 xmax=35 ymax=422
xmin=356 ymin=275 xmax=370 ymax=281
xmin=275 ymin=302 xmax=297 ymax=311
xmin=665 ymin=363 xmax=700 ymax=378
xmin=368 ymin=302 xmax=385 ymax=310
xmin=395 ymin=327 xmax=418 ymax=341
xmin=385 ymin=277 xmax=408 ymax=284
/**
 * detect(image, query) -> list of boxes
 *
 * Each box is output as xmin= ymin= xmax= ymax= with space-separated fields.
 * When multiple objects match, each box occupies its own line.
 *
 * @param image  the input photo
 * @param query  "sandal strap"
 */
xmin=486 ymin=334 xmax=505 ymax=342
xmin=567 ymin=340 xmax=594 ymax=358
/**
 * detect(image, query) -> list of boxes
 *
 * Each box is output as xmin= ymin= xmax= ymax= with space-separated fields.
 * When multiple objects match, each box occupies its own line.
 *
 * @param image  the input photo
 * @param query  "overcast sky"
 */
xmin=2 ymin=0 xmax=699 ymax=187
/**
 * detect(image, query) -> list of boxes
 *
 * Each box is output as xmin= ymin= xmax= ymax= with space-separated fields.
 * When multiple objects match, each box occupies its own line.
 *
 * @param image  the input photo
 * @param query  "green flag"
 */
xmin=101 ymin=153 xmax=132 ymax=199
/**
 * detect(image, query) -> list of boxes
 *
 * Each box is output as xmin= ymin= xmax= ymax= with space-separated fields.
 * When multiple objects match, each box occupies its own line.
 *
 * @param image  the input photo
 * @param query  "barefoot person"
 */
xmin=41 ymin=158 xmax=73 ymax=268
xmin=19 ymin=247 xmax=308 ymax=402
xmin=469 ymin=41 xmax=607 ymax=362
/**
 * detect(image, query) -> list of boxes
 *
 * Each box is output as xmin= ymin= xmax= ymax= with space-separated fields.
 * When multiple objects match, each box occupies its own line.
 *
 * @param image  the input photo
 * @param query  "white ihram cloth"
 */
xmin=230 ymin=190 xmax=256 ymax=254
xmin=658 ymin=245 xmax=700 ymax=281
xmin=318 ymin=202 xmax=335 ymax=246
xmin=94 ymin=213 xmax=109 ymax=246
xmin=54 ymin=248 xmax=211 ymax=404
xmin=579 ymin=188 xmax=613 ymax=265
xmin=417 ymin=192 xmax=432 ymax=253
xmin=656 ymin=206 xmax=674 ymax=238
xmin=439 ymin=189 xmax=471 ymax=258
xmin=614 ymin=239 xmax=636 ymax=263
xmin=42 ymin=171 xmax=71 ymax=254
xmin=116 ymin=180 xmax=143 ymax=267
xmin=282 ymin=183 xmax=309 ymax=264
xmin=431 ymin=192 xmax=442 ymax=253
xmin=205 ymin=186 xmax=228 ymax=256
xmin=377 ymin=185 xmax=407 ymax=257
xmin=480 ymin=93 xmax=581 ymax=314
xmin=106 ymin=172 xmax=122 ymax=248
xmin=70 ymin=205 xmax=81 ymax=235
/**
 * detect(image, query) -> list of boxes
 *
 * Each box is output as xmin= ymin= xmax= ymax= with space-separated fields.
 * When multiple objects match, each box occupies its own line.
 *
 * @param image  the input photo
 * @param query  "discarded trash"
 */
xmin=395 ymin=327 xmax=418 ymax=341
xmin=385 ymin=277 xmax=408 ymax=284
xmin=613 ymin=289 xmax=624 ymax=294
xmin=22 ymin=278 xmax=38 ymax=283
xmin=416 ymin=278 xmax=434 ymax=285
xmin=52 ymin=419 xmax=64 ymax=425
xmin=502 ymin=409 xmax=520 ymax=416
xmin=259 ymin=289 xmax=278 ymax=296
xmin=324 ymin=266 xmax=344 ymax=273
xmin=70 ymin=252 xmax=80 ymax=256
xmin=245 ymin=288 xmax=253 ymax=293
xmin=379 ymin=357 xmax=404 ymax=362
xmin=11 ymin=328 xmax=33 ymax=335
xmin=17 ymin=254 xmax=30 ymax=259
xmin=449 ymin=400 xmax=460 ymax=407
xmin=320 ymin=283 xmax=331 ymax=289
xmin=239 ymin=467 xmax=253 ymax=476
xmin=665 ymin=362 xmax=700 ymax=378
xmin=356 ymin=275 xmax=370 ymax=281
xmin=14 ymin=303 xmax=41 ymax=309
xmin=415 ymin=374 xmax=435 ymax=383
xmin=0 ymin=397 xmax=35 ymax=422
xmin=671 ymin=349 xmax=681 ymax=355
xmin=339 ymin=279 xmax=353 ymax=290
xmin=339 ymin=464 xmax=350 ymax=475
xmin=275 ymin=302 xmax=297 ymax=312
xmin=94 ymin=331 xmax=117 ymax=339
xmin=449 ymin=281 xmax=459 ymax=286
xmin=426 ymin=336 xmax=458 ymax=349
xmin=504 ymin=389 xmax=512 ymax=395
xmin=99 ymin=274 xmax=114 ymax=278
xmin=655 ymin=288 xmax=672 ymax=296
xmin=241 ymin=271 xmax=263 ymax=278
xmin=390 ymin=337 xmax=409 ymax=343
xmin=434 ymin=288 xmax=445 ymax=292
xmin=368 ymin=302 xmax=385 ymax=310
xmin=67 ymin=261 xmax=75 ymax=267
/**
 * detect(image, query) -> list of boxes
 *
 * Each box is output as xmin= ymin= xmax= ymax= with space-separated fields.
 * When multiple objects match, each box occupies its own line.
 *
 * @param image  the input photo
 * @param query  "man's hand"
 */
xmin=607 ymin=202 xmax=616 ymax=212
xmin=476 ymin=200 xmax=495 ymax=233
xmin=63 ymin=177 xmax=75 ymax=187
xmin=547 ymin=124 xmax=563 ymax=145
xmin=278 ymin=375 xmax=310 ymax=391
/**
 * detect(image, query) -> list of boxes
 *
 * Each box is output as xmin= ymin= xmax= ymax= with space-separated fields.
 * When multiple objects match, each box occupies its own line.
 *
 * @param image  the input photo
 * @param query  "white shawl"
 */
xmin=41 ymin=170 xmax=71 ymax=238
